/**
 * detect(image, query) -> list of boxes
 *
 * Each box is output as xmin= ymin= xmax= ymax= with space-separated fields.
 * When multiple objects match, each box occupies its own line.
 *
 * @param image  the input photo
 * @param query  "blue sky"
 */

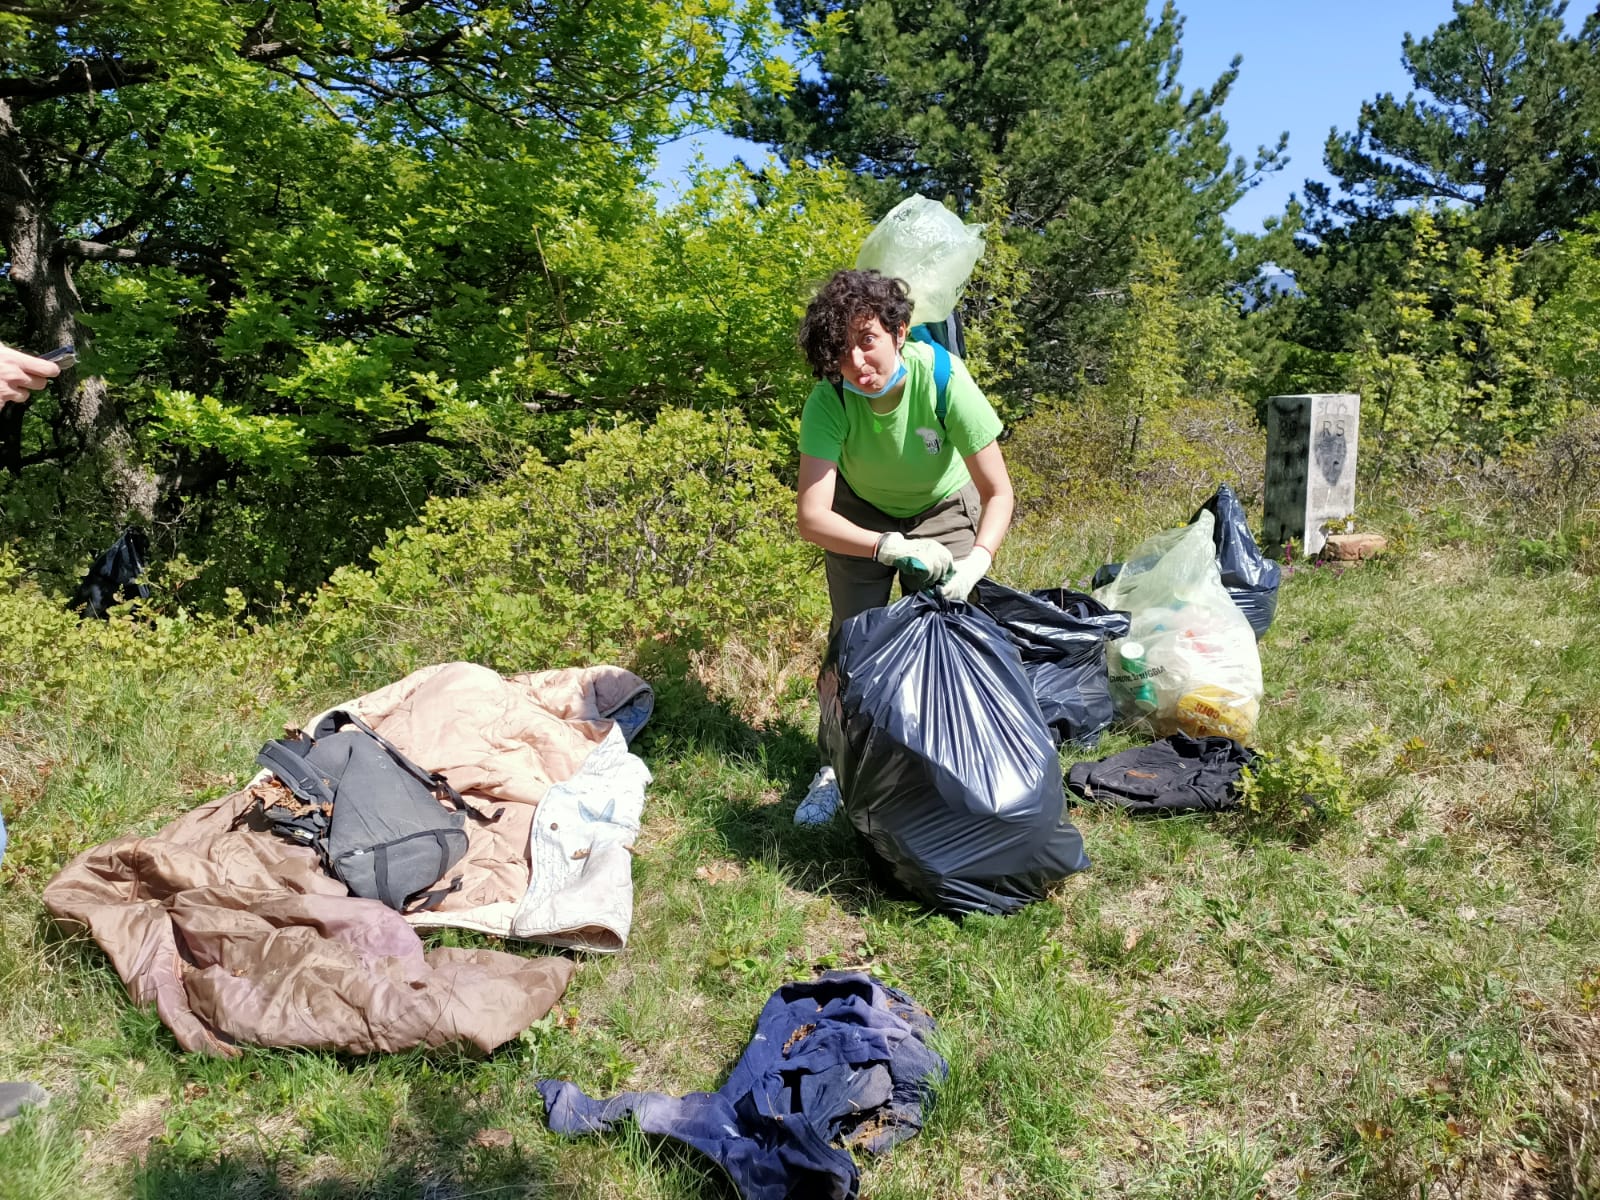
xmin=653 ymin=0 xmax=1588 ymax=232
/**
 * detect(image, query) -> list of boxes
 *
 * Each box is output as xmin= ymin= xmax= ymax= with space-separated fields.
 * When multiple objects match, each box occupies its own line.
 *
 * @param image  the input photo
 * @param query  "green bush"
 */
xmin=1498 ymin=407 xmax=1600 ymax=575
xmin=309 ymin=406 xmax=825 ymax=678
xmin=1007 ymin=392 xmax=1265 ymax=521
xmin=1238 ymin=736 xmax=1356 ymax=838
xmin=0 ymin=549 xmax=307 ymax=718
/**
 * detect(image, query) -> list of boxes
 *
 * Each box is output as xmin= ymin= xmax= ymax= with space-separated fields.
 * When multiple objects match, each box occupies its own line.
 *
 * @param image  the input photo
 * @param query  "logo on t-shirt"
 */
xmin=915 ymin=427 xmax=943 ymax=455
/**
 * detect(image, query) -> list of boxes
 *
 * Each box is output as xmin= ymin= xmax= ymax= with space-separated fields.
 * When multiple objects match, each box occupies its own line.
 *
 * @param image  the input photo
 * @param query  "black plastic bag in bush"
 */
xmin=1190 ymin=483 xmax=1280 ymax=638
xmin=72 ymin=527 xmax=150 ymax=619
xmin=818 ymin=592 xmax=1089 ymax=916
xmin=970 ymin=579 xmax=1131 ymax=748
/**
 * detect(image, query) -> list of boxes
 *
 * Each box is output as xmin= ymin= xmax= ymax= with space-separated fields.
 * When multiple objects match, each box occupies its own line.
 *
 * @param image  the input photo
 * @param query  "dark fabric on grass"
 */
xmin=538 ymin=973 xmax=947 ymax=1200
xmin=1067 ymin=733 xmax=1256 ymax=814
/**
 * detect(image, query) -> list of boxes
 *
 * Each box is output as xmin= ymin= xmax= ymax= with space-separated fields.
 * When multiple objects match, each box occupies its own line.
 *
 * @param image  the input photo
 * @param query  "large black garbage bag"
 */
xmin=1190 ymin=484 xmax=1280 ymax=638
xmin=970 ymin=579 xmax=1130 ymax=748
xmin=71 ymin=527 xmax=150 ymax=619
xmin=818 ymin=592 xmax=1089 ymax=916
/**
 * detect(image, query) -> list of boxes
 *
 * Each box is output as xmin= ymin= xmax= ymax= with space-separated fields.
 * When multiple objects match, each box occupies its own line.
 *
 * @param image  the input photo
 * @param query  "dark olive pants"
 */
xmin=825 ymin=477 xmax=980 ymax=634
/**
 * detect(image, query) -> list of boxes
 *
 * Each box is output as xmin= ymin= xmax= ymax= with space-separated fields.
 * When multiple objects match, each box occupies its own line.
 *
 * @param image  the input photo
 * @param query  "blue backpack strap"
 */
xmin=907 ymin=326 xmax=952 ymax=427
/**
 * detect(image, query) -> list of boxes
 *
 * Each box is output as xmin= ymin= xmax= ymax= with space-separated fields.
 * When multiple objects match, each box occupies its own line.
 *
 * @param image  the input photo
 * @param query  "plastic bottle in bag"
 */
xmin=1109 ymin=641 xmax=1158 ymax=716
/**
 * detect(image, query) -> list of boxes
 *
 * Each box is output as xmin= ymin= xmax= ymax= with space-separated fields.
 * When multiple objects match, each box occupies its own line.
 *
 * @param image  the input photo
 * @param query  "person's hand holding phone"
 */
xmin=0 ymin=344 xmax=67 ymax=406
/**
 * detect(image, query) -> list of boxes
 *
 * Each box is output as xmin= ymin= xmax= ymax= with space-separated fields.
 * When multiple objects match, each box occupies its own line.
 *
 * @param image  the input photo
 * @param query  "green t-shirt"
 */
xmin=797 ymin=341 xmax=1004 ymax=518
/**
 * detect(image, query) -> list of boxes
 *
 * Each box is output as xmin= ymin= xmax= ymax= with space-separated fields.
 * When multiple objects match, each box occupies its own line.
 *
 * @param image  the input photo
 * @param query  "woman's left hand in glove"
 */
xmin=938 ymin=546 xmax=992 ymax=603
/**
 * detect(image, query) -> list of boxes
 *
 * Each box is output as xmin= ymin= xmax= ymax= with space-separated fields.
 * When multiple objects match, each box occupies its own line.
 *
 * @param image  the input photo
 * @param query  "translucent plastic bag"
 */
xmin=855 ymin=195 xmax=985 ymax=324
xmin=1091 ymin=512 xmax=1264 ymax=743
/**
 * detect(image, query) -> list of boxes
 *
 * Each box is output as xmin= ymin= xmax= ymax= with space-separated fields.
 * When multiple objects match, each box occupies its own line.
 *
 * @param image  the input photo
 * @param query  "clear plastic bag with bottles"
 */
xmin=1091 ymin=511 xmax=1263 ymax=743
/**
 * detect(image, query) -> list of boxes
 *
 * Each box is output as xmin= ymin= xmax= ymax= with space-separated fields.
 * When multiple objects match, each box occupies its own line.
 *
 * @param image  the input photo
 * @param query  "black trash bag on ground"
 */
xmin=72 ymin=527 xmax=150 ymax=619
xmin=970 ymin=579 xmax=1131 ymax=748
xmin=818 ymin=592 xmax=1089 ymax=916
xmin=1091 ymin=562 xmax=1123 ymax=591
xmin=1190 ymin=484 xmax=1280 ymax=638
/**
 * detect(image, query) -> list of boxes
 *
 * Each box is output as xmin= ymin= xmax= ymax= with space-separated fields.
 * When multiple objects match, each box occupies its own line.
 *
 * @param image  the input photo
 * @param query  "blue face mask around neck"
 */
xmin=841 ymin=356 xmax=907 ymax=399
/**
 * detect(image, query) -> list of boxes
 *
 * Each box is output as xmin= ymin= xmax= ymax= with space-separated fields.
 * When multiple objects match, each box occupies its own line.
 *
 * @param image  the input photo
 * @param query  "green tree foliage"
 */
xmin=1006 ymin=239 xmax=1262 ymax=513
xmin=1102 ymin=240 xmax=1256 ymax=472
xmin=1311 ymin=0 xmax=1600 ymax=250
xmin=953 ymin=177 xmax=1032 ymax=422
xmin=1349 ymin=209 xmax=1552 ymax=474
xmin=0 ymin=0 xmax=786 ymax=578
xmin=529 ymin=162 xmax=868 ymax=438
xmin=1104 ymin=245 xmax=1187 ymax=470
xmin=1272 ymin=1 xmax=1600 ymax=436
xmin=732 ymin=0 xmax=1289 ymax=393
xmin=1536 ymin=217 xmax=1600 ymax=410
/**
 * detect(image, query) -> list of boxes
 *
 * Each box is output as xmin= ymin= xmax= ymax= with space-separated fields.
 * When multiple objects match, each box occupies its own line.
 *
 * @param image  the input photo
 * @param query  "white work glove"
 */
xmin=938 ymin=546 xmax=992 ymax=603
xmin=874 ymin=532 xmax=955 ymax=586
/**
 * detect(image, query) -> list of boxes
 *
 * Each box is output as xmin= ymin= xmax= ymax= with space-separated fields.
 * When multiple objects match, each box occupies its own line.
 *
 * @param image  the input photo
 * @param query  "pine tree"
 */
xmin=1311 ymin=0 xmax=1600 ymax=250
xmin=735 ymin=0 xmax=1288 ymax=392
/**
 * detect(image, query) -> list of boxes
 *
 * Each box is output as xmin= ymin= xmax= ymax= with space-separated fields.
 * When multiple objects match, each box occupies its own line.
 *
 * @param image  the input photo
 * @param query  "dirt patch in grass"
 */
xmin=88 ymin=1095 xmax=168 ymax=1173
xmin=689 ymin=637 xmax=820 ymax=731
xmin=791 ymin=902 xmax=868 ymax=971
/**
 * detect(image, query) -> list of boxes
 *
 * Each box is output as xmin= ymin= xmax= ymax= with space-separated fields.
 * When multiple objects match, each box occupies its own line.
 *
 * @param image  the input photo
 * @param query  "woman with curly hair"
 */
xmin=792 ymin=268 xmax=1015 ymax=823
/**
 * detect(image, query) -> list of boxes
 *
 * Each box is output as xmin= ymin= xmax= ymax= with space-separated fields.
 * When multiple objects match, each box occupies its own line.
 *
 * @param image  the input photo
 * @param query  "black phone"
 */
xmin=41 ymin=344 xmax=76 ymax=369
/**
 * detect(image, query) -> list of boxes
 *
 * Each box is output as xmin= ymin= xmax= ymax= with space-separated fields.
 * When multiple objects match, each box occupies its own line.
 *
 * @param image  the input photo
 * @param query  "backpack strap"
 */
xmin=371 ymin=829 xmax=464 ymax=913
xmin=257 ymin=735 xmax=334 ymax=806
xmin=932 ymin=341 xmax=951 ymax=427
xmin=405 ymin=875 xmax=464 ymax=913
xmin=311 ymin=710 xmax=504 ymax=824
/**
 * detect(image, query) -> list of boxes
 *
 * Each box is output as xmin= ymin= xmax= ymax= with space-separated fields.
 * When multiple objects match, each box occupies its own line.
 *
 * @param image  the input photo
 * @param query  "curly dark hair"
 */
xmin=797 ymin=269 xmax=913 ymax=380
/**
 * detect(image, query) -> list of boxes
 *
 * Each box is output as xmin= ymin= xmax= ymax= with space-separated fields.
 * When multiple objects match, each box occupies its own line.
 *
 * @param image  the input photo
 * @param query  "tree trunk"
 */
xmin=0 ymin=100 xmax=155 ymax=517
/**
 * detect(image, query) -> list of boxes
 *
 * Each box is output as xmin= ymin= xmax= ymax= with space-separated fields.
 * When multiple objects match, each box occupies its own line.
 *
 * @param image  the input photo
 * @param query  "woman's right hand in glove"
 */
xmin=874 ymin=532 xmax=955 ymax=587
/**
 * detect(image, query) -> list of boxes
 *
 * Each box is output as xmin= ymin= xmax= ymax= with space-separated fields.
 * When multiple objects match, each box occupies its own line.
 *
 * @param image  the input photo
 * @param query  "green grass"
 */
xmin=3 ymin=479 xmax=1599 ymax=1199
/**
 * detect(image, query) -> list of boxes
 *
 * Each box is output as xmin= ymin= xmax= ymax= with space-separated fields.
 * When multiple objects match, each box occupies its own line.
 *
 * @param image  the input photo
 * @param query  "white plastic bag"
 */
xmin=1092 ymin=512 xmax=1264 ymax=742
xmin=855 ymin=195 xmax=985 ymax=325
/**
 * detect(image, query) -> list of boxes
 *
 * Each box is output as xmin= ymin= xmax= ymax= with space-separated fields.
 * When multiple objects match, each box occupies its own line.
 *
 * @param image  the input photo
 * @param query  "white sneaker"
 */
xmin=794 ymin=766 xmax=842 ymax=826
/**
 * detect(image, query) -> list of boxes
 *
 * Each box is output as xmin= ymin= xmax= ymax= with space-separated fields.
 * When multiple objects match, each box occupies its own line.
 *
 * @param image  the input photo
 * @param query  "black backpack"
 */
xmin=253 ymin=711 xmax=500 ymax=912
xmin=72 ymin=526 xmax=150 ymax=619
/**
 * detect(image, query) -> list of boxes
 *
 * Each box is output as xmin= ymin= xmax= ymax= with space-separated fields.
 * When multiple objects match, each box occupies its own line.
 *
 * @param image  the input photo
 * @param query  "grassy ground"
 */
xmin=1 ymin=481 xmax=1597 ymax=1200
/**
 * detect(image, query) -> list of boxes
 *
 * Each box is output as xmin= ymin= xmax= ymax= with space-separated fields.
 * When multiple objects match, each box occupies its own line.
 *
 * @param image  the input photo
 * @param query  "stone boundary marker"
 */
xmin=1263 ymin=393 xmax=1360 ymax=557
